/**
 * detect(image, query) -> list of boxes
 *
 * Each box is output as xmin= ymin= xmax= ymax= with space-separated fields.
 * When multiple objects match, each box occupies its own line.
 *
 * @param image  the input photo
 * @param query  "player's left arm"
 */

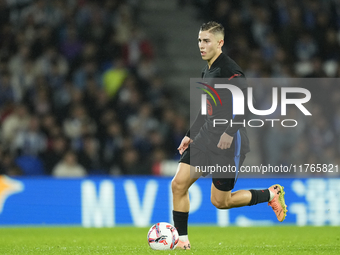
xmin=217 ymin=72 xmax=248 ymax=150
xmin=217 ymin=132 xmax=234 ymax=150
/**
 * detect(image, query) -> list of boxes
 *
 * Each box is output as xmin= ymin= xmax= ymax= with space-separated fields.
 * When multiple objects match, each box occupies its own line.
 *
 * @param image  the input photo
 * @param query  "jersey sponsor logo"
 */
xmin=207 ymin=99 xmax=213 ymax=115
xmin=196 ymin=82 xmax=222 ymax=116
xmin=196 ymin=82 xmax=223 ymax=106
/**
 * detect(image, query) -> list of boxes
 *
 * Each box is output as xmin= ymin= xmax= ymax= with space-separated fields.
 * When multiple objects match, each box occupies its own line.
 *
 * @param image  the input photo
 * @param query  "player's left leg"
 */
xmin=210 ymin=184 xmax=252 ymax=209
xmin=210 ymin=183 xmax=287 ymax=221
xmin=210 ymin=154 xmax=287 ymax=221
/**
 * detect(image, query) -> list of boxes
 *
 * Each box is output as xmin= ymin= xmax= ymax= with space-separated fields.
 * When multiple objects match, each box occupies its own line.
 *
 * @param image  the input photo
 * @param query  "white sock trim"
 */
xmin=179 ymin=235 xmax=188 ymax=242
xmin=269 ymin=190 xmax=275 ymax=202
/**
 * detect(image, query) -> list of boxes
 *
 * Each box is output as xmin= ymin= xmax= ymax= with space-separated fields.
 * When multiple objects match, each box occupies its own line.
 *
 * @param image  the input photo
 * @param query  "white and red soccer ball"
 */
xmin=147 ymin=222 xmax=179 ymax=250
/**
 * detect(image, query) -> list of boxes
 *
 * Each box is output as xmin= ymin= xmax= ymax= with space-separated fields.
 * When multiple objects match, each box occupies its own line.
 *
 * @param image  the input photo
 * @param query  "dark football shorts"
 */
xmin=179 ymin=145 xmax=245 ymax=192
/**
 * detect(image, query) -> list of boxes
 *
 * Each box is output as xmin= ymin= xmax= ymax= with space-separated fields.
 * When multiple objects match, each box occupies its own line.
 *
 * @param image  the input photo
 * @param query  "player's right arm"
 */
xmin=185 ymin=109 xmax=205 ymax=140
xmin=178 ymin=109 xmax=205 ymax=154
xmin=177 ymin=136 xmax=193 ymax=155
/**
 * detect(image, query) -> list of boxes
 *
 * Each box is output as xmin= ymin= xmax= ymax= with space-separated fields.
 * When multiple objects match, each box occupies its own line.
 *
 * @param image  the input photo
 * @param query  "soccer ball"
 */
xmin=147 ymin=222 xmax=179 ymax=250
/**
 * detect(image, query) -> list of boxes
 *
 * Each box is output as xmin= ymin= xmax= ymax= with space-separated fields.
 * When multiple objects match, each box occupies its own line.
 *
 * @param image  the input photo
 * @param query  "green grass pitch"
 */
xmin=0 ymin=226 xmax=339 ymax=254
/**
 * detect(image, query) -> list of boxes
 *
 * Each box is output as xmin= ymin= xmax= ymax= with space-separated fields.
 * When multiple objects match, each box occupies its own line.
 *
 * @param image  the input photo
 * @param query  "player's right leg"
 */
xmin=171 ymin=162 xmax=201 ymax=250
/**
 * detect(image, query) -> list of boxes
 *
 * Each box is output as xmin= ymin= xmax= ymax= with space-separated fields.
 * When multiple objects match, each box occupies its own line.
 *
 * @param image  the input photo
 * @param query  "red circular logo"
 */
xmin=207 ymin=99 xmax=213 ymax=115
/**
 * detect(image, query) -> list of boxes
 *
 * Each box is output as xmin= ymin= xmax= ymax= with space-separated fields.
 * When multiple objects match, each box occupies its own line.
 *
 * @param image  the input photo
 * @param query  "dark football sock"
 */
xmin=173 ymin=210 xmax=189 ymax=235
xmin=248 ymin=189 xmax=270 ymax=206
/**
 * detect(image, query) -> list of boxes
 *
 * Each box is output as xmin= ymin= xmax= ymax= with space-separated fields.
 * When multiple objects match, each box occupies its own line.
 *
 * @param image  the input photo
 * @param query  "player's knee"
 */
xmin=211 ymin=199 xmax=227 ymax=209
xmin=211 ymin=196 xmax=231 ymax=209
xmin=171 ymin=178 xmax=188 ymax=196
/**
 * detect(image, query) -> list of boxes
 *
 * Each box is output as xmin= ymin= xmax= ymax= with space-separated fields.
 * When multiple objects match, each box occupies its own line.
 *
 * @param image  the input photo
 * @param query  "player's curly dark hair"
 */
xmin=200 ymin=21 xmax=224 ymax=38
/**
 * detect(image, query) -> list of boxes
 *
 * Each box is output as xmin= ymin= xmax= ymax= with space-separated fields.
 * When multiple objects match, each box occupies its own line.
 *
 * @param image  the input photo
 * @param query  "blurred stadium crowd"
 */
xmin=0 ymin=0 xmax=187 ymax=176
xmin=0 ymin=0 xmax=339 ymax=177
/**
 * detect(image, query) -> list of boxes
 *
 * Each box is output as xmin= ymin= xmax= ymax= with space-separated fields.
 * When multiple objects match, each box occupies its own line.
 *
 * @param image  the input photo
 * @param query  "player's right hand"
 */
xmin=177 ymin=136 xmax=193 ymax=155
